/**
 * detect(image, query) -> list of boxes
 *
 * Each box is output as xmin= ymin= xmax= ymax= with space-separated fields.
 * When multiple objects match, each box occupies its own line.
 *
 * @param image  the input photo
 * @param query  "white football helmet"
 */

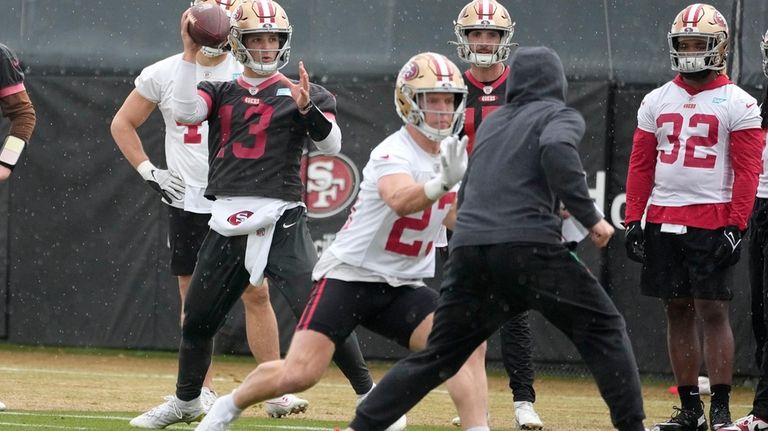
xmin=451 ymin=0 xmax=515 ymax=67
xmin=192 ymin=0 xmax=240 ymax=57
xmin=228 ymin=0 xmax=292 ymax=74
xmin=394 ymin=52 xmax=467 ymax=141
xmin=668 ymin=3 xmax=729 ymax=73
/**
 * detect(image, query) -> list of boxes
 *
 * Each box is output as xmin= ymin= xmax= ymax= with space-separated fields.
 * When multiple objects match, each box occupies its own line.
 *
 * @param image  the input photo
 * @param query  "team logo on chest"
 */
xmin=300 ymin=152 xmax=360 ymax=219
xmin=243 ymin=96 xmax=260 ymax=105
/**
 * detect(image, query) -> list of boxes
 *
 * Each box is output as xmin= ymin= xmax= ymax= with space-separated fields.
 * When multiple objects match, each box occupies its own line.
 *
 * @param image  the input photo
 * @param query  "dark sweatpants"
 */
xmin=350 ymin=242 xmax=645 ymax=431
xmin=748 ymin=197 xmax=768 ymax=417
xmin=176 ymin=207 xmax=372 ymax=400
xmin=500 ymin=311 xmax=536 ymax=402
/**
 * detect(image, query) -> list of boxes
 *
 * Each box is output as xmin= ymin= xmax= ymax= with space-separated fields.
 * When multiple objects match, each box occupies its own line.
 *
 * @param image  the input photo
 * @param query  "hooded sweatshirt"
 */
xmin=451 ymin=46 xmax=601 ymax=250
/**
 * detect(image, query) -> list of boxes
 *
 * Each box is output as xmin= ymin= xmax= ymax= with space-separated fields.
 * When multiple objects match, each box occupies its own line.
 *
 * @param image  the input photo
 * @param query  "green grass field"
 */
xmin=0 ymin=344 xmax=758 ymax=430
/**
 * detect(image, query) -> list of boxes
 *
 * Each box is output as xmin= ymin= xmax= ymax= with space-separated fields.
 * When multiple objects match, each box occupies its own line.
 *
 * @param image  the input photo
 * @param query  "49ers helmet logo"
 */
xmin=301 ymin=152 xmax=360 ymax=219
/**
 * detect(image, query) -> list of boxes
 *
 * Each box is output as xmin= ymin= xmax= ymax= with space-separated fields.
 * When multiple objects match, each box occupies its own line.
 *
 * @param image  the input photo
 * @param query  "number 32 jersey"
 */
xmin=326 ymin=127 xmax=457 ymax=280
xmin=198 ymin=74 xmax=336 ymax=202
xmin=637 ymin=75 xmax=761 ymax=206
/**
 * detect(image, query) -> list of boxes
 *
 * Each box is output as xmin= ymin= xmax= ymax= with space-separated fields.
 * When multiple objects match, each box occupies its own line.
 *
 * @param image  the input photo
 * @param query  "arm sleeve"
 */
xmin=171 ymin=60 xmax=209 ymax=124
xmin=304 ymin=85 xmax=340 ymax=153
xmin=0 ymin=91 xmax=35 ymax=142
xmin=539 ymin=109 xmax=601 ymax=228
xmin=624 ymin=128 xmax=657 ymax=223
xmin=728 ymin=127 xmax=764 ymax=229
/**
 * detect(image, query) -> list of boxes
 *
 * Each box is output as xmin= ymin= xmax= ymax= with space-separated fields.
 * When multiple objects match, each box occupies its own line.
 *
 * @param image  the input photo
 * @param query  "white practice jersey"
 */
xmin=757 ymin=129 xmax=768 ymax=198
xmin=325 ymin=127 xmax=458 ymax=281
xmin=134 ymin=53 xmax=243 ymax=212
xmin=637 ymin=78 xmax=761 ymax=206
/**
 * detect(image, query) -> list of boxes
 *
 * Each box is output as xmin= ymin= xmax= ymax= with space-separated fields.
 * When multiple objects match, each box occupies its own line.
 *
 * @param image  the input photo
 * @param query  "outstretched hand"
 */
xmin=280 ymin=61 xmax=311 ymax=111
xmin=439 ymin=135 xmax=469 ymax=189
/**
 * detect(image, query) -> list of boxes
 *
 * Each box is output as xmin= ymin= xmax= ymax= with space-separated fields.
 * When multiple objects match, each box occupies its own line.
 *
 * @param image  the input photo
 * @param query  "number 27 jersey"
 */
xmin=327 ymin=127 xmax=457 ymax=280
xmin=637 ymin=76 xmax=761 ymax=206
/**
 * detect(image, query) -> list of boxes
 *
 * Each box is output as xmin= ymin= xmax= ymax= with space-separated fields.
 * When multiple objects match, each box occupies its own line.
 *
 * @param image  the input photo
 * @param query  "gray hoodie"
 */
xmin=451 ymin=46 xmax=601 ymax=250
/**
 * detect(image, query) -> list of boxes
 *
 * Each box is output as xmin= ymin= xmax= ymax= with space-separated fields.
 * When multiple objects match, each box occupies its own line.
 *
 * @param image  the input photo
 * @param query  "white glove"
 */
xmin=424 ymin=135 xmax=468 ymax=200
xmin=136 ymin=160 xmax=185 ymax=205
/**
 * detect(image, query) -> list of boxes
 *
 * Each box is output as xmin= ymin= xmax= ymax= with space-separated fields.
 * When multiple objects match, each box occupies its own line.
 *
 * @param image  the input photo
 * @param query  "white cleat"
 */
xmin=357 ymin=385 xmax=406 ymax=431
xmin=200 ymin=387 xmax=218 ymax=414
xmin=264 ymin=394 xmax=309 ymax=418
xmin=515 ymin=401 xmax=543 ymax=430
xmin=0 ymin=401 xmax=6 ymax=411
xmin=129 ymin=395 xmax=204 ymax=429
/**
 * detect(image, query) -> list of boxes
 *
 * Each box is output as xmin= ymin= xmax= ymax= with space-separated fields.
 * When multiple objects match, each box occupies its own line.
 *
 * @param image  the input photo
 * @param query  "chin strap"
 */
xmin=0 ymin=136 xmax=26 ymax=170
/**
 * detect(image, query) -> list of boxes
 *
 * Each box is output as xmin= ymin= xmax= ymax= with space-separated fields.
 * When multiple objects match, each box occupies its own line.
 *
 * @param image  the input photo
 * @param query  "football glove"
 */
xmin=424 ymin=135 xmax=468 ymax=200
xmin=624 ymin=221 xmax=645 ymax=263
xmin=711 ymin=225 xmax=742 ymax=269
xmin=136 ymin=160 xmax=185 ymax=205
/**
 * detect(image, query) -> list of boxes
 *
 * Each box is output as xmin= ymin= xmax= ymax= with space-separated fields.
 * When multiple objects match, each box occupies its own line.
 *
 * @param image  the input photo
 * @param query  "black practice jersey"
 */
xmin=198 ymin=73 xmax=336 ymax=202
xmin=0 ymin=43 xmax=25 ymax=96
xmin=462 ymin=66 xmax=508 ymax=154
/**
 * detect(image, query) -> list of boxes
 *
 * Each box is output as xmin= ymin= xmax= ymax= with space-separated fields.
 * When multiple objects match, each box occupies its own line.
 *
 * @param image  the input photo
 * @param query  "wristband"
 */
xmin=424 ymin=177 xmax=449 ymax=201
xmin=0 ymin=136 xmax=26 ymax=170
xmin=299 ymin=100 xmax=313 ymax=114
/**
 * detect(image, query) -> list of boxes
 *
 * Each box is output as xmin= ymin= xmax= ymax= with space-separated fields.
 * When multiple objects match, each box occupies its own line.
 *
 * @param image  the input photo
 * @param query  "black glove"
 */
xmin=624 ymin=221 xmax=645 ymax=263
xmin=711 ymin=225 xmax=742 ymax=269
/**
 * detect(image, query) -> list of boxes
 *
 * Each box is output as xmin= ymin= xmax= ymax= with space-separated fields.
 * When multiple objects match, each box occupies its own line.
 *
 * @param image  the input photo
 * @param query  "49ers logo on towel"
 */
xmin=301 ymin=152 xmax=360 ymax=219
xmin=227 ymin=210 xmax=254 ymax=225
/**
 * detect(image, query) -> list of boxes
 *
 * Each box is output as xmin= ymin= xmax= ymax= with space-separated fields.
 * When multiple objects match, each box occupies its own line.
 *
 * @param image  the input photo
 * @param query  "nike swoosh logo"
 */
xmin=282 ymin=222 xmax=297 ymax=228
xmin=748 ymin=103 xmax=756 ymax=108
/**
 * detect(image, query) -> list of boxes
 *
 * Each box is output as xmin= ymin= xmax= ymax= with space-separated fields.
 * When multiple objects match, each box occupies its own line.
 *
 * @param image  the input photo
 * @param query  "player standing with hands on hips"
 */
xmin=624 ymin=4 xmax=763 ymax=431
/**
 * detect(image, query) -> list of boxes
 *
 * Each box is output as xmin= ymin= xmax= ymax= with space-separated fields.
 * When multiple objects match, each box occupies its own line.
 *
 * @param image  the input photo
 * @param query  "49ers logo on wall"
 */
xmin=301 ymin=152 xmax=360 ymax=219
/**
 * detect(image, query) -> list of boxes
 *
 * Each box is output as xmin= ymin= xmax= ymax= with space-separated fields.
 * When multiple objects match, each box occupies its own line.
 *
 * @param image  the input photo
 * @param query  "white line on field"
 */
xmin=0 ymin=412 xmax=335 ymax=430
xmin=0 ymin=422 xmax=87 ymax=430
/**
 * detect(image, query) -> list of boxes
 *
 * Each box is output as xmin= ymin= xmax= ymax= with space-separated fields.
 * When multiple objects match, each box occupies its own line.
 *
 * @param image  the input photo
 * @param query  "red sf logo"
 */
xmin=227 ymin=210 xmax=254 ymax=225
xmin=301 ymin=152 xmax=360 ymax=219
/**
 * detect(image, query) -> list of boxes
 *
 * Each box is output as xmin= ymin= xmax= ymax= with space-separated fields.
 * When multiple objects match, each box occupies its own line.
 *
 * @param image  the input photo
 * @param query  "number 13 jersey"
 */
xmin=637 ymin=74 xmax=761 ymax=206
xmin=198 ymin=74 xmax=336 ymax=202
xmin=325 ymin=127 xmax=457 ymax=280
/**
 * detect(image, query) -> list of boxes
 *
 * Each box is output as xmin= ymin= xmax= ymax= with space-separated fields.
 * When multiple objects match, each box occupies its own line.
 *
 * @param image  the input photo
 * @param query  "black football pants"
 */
xmin=749 ymin=197 xmax=768 ymax=417
xmin=350 ymin=243 xmax=645 ymax=431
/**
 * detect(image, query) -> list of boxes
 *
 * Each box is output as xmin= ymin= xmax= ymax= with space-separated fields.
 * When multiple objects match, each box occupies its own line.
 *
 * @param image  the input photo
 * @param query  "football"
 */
xmin=187 ymin=3 xmax=230 ymax=47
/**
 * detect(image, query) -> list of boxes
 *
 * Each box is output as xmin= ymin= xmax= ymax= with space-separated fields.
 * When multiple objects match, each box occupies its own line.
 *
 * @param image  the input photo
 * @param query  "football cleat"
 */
xmin=264 ymin=394 xmax=309 ymax=418
xmin=129 ymin=395 xmax=204 ymax=429
xmin=709 ymin=403 xmax=732 ymax=430
xmin=718 ymin=414 xmax=768 ymax=431
xmin=357 ymin=385 xmax=407 ymax=431
xmin=515 ymin=401 xmax=543 ymax=430
xmin=200 ymin=387 xmax=218 ymax=414
xmin=651 ymin=405 xmax=707 ymax=431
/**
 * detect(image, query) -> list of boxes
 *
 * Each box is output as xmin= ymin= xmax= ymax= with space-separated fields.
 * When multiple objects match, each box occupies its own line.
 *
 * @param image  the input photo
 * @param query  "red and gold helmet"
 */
xmin=394 ymin=52 xmax=467 ymax=141
xmin=668 ymin=3 xmax=729 ymax=73
xmin=228 ymin=0 xmax=292 ymax=73
xmin=192 ymin=0 xmax=241 ymax=57
xmin=452 ymin=0 xmax=515 ymax=67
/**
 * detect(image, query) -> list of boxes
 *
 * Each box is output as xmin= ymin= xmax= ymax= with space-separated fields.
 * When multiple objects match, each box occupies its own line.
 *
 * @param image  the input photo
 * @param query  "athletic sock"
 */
xmin=210 ymin=393 xmax=243 ymax=422
xmin=678 ymin=385 xmax=702 ymax=412
xmin=710 ymin=384 xmax=731 ymax=407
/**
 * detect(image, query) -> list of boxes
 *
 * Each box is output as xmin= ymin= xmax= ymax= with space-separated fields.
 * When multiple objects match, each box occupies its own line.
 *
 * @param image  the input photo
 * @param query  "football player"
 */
xmin=0 ymin=41 xmax=35 ymax=412
xmin=0 ymin=42 xmax=35 ymax=182
xmin=129 ymin=0 xmax=381 ymax=428
xmin=196 ymin=52 xmax=490 ymax=431
xmin=450 ymin=1 xmax=543 ymax=429
xmin=346 ymin=46 xmax=646 ymax=431
xmin=624 ymin=4 xmax=763 ymax=431
xmin=113 ymin=1 xmax=308 ymax=427
xmin=720 ymin=28 xmax=768 ymax=431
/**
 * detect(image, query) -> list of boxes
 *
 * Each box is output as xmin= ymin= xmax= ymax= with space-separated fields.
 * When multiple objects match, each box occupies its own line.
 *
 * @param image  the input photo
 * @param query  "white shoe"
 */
xmin=515 ymin=401 xmax=543 ymax=430
xmin=357 ymin=385 xmax=407 ymax=431
xmin=200 ymin=387 xmax=218 ymax=414
xmin=451 ymin=412 xmax=490 ymax=428
xmin=195 ymin=395 xmax=240 ymax=431
xmin=264 ymin=394 xmax=309 ymax=418
xmin=129 ymin=395 xmax=204 ymax=429
xmin=0 ymin=401 xmax=6 ymax=411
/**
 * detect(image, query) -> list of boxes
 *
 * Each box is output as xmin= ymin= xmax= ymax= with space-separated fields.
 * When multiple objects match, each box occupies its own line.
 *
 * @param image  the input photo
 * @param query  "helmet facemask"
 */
xmin=400 ymin=89 xmax=467 ymax=142
xmin=761 ymin=30 xmax=768 ymax=78
xmin=228 ymin=0 xmax=292 ymax=74
xmin=451 ymin=0 xmax=516 ymax=67
xmin=668 ymin=33 xmax=728 ymax=73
